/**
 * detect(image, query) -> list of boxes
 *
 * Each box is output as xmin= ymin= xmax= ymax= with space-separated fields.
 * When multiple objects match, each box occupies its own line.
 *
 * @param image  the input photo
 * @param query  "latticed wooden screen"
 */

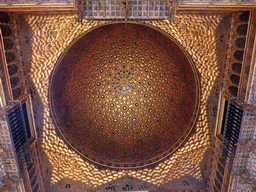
xmin=83 ymin=0 xmax=170 ymax=19
xmin=221 ymin=102 xmax=243 ymax=168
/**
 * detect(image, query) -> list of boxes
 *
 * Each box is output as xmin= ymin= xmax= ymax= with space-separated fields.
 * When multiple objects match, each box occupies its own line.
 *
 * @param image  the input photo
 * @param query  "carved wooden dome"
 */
xmin=50 ymin=23 xmax=200 ymax=169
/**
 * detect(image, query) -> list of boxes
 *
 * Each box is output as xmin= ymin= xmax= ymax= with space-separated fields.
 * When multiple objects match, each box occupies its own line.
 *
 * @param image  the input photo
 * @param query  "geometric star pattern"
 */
xmin=24 ymin=13 xmax=223 ymax=190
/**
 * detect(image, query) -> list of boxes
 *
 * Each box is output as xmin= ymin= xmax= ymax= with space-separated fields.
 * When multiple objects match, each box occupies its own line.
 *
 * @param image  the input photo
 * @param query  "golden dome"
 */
xmin=50 ymin=23 xmax=200 ymax=169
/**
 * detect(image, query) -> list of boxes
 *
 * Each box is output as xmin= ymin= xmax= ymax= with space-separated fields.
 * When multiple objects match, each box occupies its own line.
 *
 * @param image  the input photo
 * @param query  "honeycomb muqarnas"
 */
xmin=24 ymin=13 xmax=223 ymax=189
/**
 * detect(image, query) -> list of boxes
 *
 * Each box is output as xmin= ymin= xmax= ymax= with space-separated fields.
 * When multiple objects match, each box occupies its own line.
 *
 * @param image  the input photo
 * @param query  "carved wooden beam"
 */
xmin=118 ymin=0 xmax=133 ymax=23
xmin=165 ymin=0 xmax=180 ymax=22
xmin=76 ymin=0 xmax=85 ymax=23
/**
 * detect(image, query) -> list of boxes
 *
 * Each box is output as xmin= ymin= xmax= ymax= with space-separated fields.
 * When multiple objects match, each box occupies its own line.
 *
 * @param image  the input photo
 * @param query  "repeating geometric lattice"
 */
xmin=83 ymin=0 xmax=170 ymax=19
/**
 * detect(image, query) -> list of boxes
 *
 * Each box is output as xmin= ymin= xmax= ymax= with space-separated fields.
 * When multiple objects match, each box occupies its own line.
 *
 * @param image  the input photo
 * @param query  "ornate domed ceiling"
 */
xmin=50 ymin=23 xmax=200 ymax=169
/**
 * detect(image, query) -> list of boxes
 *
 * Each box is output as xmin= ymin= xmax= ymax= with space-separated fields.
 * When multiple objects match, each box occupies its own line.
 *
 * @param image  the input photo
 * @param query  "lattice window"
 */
xmin=8 ymin=106 xmax=27 ymax=151
xmin=220 ymin=103 xmax=243 ymax=168
xmin=83 ymin=0 xmax=170 ymax=19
